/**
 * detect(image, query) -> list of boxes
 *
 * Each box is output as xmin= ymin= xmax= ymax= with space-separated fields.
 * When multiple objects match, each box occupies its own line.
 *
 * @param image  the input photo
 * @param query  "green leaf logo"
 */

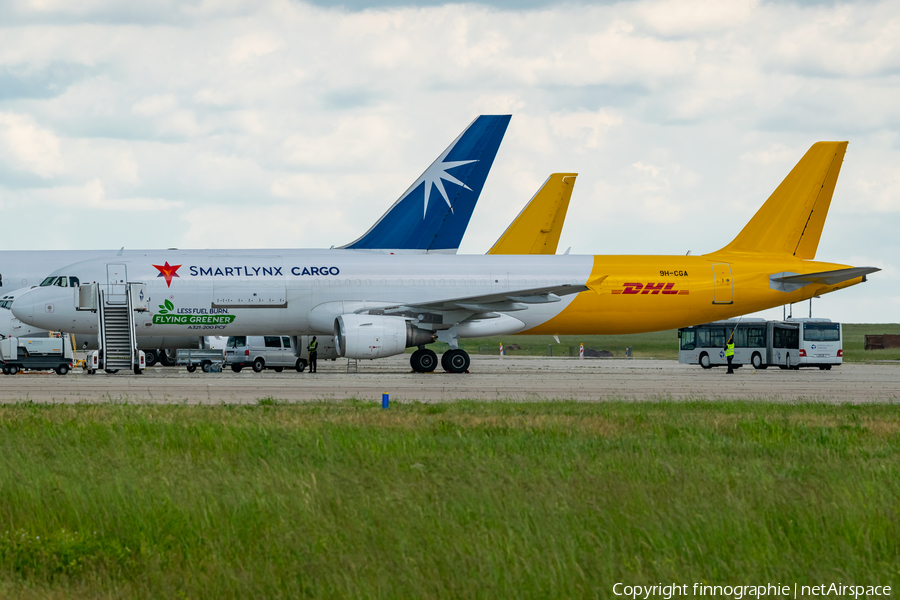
xmin=165 ymin=300 xmax=174 ymax=311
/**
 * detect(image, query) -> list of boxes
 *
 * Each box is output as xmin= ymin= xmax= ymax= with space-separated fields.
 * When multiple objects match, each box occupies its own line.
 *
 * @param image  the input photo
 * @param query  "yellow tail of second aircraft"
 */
xmin=488 ymin=173 xmax=577 ymax=255
xmin=716 ymin=141 xmax=847 ymax=259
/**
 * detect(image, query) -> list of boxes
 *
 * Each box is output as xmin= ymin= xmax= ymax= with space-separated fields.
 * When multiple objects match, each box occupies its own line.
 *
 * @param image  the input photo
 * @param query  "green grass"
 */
xmin=1 ymin=401 xmax=899 ymax=598
xmin=417 ymin=324 xmax=900 ymax=362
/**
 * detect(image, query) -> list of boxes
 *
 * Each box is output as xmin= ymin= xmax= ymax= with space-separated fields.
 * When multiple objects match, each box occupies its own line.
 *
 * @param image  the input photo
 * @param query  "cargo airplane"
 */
xmin=0 ymin=115 xmax=510 ymax=363
xmin=13 ymin=142 xmax=877 ymax=373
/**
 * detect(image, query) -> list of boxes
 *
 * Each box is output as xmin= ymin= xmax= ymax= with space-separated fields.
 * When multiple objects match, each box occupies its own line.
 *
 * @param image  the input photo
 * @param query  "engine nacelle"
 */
xmin=334 ymin=314 xmax=436 ymax=359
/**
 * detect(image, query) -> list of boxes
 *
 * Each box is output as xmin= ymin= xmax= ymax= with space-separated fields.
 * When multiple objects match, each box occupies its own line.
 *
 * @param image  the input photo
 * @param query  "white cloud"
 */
xmin=0 ymin=112 xmax=63 ymax=177
xmin=0 ymin=0 xmax=898 ymax=320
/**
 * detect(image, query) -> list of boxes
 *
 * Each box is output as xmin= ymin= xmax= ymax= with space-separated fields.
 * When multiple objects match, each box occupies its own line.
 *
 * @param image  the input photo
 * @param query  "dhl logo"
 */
xmin=612 ymin=282 xmax=689 ymax=295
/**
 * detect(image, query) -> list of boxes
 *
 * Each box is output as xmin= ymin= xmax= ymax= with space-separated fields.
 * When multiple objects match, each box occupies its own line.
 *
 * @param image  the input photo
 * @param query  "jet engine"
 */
xmin=334 ymin=314 xmax=436 ymax=359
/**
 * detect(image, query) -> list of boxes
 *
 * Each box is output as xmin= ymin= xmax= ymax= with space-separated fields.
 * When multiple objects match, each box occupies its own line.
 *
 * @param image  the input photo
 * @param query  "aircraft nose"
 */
xmin=11 ymin=293 xmax=35 ymax=324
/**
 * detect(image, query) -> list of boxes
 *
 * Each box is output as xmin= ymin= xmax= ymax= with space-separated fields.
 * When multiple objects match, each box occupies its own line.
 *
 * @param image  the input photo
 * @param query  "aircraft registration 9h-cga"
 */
xmin=12 ymin=141 xmax=878 ymax=374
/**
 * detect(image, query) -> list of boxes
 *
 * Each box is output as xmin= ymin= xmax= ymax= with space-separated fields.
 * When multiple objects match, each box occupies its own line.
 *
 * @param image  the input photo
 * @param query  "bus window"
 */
xmin=803 ymin=322 xmax=840 ymax=342
xmin=774 ymin=327 xmax=799 ymax=349
xmin=680 ymin=330 xmax=696 ymax=350
xmin=733 ymin=327 xmax=748 ymax=348
xmin=746 ymin=326 xmax=765 ymax=348
xmin=709 ymin=327 xmax=726 ymax=349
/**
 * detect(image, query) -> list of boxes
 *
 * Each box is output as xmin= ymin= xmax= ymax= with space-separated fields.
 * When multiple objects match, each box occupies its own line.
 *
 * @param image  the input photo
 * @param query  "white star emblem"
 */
xmin=407 ymin=144 xmax=477 ymax=218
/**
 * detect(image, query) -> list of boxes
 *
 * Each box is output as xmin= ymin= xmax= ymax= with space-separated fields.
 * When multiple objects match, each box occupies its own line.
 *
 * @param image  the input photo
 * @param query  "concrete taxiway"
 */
xmin=1 ymin=356 xmax=899 ymax=403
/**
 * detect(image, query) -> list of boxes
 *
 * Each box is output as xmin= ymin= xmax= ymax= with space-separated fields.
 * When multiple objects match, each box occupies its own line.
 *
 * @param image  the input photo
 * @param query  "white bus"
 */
xmin=770 ymin=318 xmax=842 ymax=370
xmin=679 ymin=318 xmax=842 ymax=370
xmin=678 ymin=319 xmax=768 ymax=369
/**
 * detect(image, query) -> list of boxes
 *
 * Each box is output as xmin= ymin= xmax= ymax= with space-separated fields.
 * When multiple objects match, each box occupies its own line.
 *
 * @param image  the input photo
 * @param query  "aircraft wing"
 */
xmin=401 ymin=276 xmax=606 ymax=312
xmin=770 ymin=267 xmax=880 ymax=292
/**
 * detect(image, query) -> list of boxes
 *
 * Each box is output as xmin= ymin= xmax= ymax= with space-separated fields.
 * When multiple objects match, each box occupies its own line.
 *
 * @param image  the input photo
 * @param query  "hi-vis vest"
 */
xmin=308 ymin=340 xmax=318 ymax=352
xmin=725 ymin=342 xmax=735 ymax=357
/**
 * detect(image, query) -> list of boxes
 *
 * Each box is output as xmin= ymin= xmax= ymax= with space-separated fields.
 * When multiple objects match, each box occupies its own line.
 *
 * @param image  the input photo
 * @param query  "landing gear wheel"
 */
xmin=443 ymin=349 xmax=470 ymax=374
xmin=440 ymin=352 xmax=450 ymax=372
xmin=751 ymin=352 xmax=762 ymax=369
xmin=231 ymin=365 xmax=243 ymax=373
xmin=295 ymin=359 xmax=307 ymax=373
xmin=186 ymin=364 xmax=197 ymax=373
xmin=252 ymin=358 xmax=265 ymax=373
xmin=699 ymin=353 xmax=711 ymax=369
xmin=144 ymin=349 xmax=158 ymax=367
xmin=56 ymin=365 xmax=69 ymax=376
xmin=410 ymin=348 xmax=437 ymax=373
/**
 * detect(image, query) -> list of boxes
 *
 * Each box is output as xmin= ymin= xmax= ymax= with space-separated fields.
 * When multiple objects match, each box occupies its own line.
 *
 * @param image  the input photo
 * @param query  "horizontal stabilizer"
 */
xmin=770 ymin=266 xmax=880 ymax=292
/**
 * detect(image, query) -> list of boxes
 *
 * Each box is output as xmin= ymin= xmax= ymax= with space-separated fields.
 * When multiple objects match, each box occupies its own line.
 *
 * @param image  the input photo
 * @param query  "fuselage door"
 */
xmin=711 ymin=263 xmax=733 ymax=304
xmin=106 ymin=263 xmax=128 ymax=304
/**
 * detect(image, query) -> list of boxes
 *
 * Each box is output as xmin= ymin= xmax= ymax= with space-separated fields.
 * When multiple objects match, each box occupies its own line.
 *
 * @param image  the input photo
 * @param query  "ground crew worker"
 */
xmin=307 ymin=335 xmax=318 ymax=373
xmin=725 ymin=333 xmax=735 ymax=374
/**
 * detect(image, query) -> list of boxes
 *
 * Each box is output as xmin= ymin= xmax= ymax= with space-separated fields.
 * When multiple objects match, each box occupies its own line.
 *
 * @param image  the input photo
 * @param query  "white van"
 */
xmin=224 ymin=335 xmax=339 ymax=373
xmin=225 ymin=336 xmax=297 ymax=373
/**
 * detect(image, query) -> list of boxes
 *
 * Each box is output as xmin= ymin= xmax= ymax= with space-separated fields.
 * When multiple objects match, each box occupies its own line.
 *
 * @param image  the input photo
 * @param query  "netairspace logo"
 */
xmin=612 ymin=582 xmax=892 ymax=599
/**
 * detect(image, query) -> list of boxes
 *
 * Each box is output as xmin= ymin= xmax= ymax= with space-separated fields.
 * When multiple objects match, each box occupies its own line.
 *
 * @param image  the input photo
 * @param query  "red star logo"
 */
xmin=153 ymin=261 xmax=182 ymax=287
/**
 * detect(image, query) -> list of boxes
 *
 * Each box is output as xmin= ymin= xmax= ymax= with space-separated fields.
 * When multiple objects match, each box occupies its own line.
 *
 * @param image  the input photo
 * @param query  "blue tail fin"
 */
xmin=341 ymin=115 xmax=511 ymax=253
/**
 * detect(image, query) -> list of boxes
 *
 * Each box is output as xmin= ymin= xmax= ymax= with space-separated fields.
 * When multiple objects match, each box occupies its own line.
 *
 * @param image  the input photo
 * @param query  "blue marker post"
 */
xmin=382 ymin=393 xmax=389 ymax=409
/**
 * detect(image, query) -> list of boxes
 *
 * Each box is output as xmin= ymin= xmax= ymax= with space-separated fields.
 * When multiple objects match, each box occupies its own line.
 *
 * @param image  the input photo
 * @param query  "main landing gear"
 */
xmin=410 ymin=347 xmax=470 ymax=374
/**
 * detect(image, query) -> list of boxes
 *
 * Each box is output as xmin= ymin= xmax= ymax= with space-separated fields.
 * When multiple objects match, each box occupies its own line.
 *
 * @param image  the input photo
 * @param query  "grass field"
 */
xmin=419 ymin=323 xmax=900 ymax=362
xmin=2 ymin=401 xmax=899 ymax=598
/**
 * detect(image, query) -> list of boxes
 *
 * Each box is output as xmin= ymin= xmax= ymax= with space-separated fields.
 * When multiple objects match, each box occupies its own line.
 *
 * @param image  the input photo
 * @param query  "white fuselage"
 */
xmin=12 ymin=250 xmax=593 ymax=339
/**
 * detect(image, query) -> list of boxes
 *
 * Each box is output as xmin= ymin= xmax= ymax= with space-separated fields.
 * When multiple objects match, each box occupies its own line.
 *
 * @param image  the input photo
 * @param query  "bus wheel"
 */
xmin=751 ymin=352 xmax=762 ymax=369
xmin=699 ymin=353 xmax=712 ymax=369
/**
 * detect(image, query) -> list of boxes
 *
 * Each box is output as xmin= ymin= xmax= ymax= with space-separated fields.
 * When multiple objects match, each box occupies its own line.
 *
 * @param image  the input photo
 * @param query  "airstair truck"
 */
xmin=1 ymin=335 xmax=75 ymax=375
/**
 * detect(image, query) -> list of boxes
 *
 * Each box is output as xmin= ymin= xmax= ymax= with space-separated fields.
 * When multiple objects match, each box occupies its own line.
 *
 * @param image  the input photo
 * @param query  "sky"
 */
xmin=0 ymin=0 xmax=898 ymax=322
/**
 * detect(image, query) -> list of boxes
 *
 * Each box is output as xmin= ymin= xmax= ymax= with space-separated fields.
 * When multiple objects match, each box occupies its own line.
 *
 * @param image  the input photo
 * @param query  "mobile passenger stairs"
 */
xmin=76 ymin=282 xmax=147 ymax=374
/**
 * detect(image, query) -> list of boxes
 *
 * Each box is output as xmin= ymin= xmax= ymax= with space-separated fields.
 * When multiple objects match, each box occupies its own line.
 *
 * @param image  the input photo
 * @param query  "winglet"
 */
xmin=586 ymin=275 xmax=608 ymax=294
xmin=715 ymin=142 xmax=847 ymax=259
xmin=488 ymin=173 xmax=577 ymax=255
xmin=341 ymin=115 xmax=511 ymax=253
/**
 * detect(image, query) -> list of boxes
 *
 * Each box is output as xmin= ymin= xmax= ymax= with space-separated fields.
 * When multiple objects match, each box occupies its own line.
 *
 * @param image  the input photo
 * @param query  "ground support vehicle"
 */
xmin=225 ymin=335 xmax=339 ymax=373
xmin=678 ymin=319 xmax=768 ymax=369
xmin=679 ymin=318 xmax=842 ymax=370
xmin=176 ymin=348 xmax=225 ymax=373
xmin=1 ymin=335 xmax=74 ymax=375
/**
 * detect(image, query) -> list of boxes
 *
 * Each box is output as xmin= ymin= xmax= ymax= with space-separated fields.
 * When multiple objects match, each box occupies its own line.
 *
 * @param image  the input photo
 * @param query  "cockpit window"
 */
xmin=54 ymin=277 xmax=68 ymax=288
xmin=69 ymin=277 xmax=80 ymax=287
xmin=40 ymin=277 xmax=57 ymax=287
xmin=0 ymin=300 xmax=11 ymax=310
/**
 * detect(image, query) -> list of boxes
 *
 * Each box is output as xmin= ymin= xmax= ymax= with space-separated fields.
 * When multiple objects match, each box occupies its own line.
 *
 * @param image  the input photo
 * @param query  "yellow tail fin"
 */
xmin=488 ymin=173 xmax=577 ymax=255
xmin=716 ymin=142 xmax=847 ymax=259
